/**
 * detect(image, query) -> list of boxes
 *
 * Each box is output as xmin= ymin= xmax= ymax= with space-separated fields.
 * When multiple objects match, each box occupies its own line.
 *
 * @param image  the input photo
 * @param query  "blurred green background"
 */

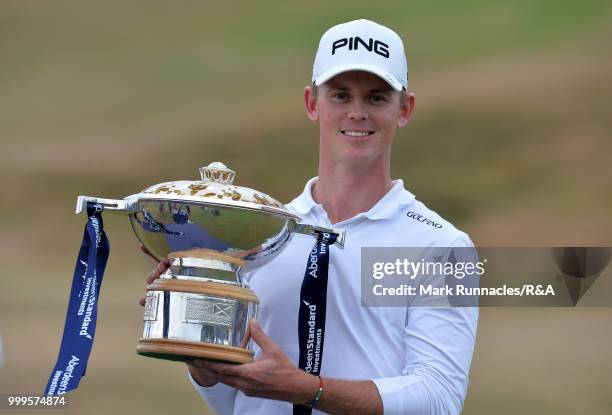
xmin=1 ymin=1 xmax=611 ymax=414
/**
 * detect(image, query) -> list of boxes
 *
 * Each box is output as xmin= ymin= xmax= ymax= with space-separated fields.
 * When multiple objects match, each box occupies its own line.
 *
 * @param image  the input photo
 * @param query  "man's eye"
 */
xmin=369 ymin=95 xmax=386 ymax=103
xmin=332 ymin=92 xmax=349 ymax=100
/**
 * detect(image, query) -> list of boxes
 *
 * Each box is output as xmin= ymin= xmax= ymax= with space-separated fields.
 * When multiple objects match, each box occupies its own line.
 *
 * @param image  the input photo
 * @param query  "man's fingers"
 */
xmin=146 ymin=271 xmax=157 ymax=284
xmin=188 ymin=361 xmax=216 ymax=375
xmin=146 ymin=260 xmax=170 ymax=284
xmin=249 ymin=319 xmax=275 ymax=351
xmin=142 ymin=257 xmax=169 ymax=307
xmin=196 ymin=360 xmax=244 ymax=377
xmin=186 ymin=362 xmax=220 ymax=388
xmin=187 ymin=359 xmax=245 ymax=389
xmin=146 ymin=270 xmax=158 ymax=284
xmin=194 ymin=364 xmax=245 ymax=389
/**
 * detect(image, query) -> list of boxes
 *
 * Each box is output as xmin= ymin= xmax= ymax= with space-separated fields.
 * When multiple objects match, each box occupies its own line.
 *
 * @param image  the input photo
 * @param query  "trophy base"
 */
xmin=137 ymin=338 xmax=254 ymax=364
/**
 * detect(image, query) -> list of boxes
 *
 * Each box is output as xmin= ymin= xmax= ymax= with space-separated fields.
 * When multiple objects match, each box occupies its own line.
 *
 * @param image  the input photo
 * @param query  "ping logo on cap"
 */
xmin=331 ymin=37 xmax=390 ymax=58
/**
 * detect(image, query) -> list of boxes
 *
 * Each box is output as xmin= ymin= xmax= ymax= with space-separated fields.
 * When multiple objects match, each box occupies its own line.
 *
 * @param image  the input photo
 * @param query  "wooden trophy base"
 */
xmin=137 ymin=338 xmax=254 ymax=364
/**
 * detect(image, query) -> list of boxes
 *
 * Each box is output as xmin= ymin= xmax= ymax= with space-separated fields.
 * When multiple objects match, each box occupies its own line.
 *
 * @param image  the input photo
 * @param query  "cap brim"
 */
xmin=314 ymin=63 xmax=404 ymax=91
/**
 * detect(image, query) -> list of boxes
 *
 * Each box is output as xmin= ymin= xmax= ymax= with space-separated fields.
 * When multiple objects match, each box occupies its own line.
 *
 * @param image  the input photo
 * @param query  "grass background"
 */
xmin=1 ymin=1 xmax=611 ymax=414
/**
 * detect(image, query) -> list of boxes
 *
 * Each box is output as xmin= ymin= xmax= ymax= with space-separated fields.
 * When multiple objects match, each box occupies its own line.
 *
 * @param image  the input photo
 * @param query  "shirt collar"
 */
xmin=291 ymin=177 xmax=415 ymax=220
xmin=291 ymin=177 xmax=320 ymax=215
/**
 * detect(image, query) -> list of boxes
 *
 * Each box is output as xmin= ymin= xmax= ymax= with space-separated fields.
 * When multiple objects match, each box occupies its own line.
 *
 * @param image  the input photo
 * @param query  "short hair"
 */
xmin=312 ymin=83 xmax=319 ymax=99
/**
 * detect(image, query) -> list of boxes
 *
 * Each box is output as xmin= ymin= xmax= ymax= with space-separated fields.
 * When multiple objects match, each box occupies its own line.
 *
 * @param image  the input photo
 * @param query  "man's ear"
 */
xmin=304 ymin=85 xmax=319 ymax=121
xmin=397 ymin=92 xmax=415 ymax=128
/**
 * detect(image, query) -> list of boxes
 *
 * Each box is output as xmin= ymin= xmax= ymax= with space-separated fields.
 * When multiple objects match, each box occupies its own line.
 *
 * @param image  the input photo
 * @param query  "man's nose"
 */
xmin=348 ymin=102 xmax=369 ymax=120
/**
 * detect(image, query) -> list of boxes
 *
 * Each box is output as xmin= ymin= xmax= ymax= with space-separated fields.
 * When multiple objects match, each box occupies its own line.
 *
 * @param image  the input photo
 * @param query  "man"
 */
xmin=145 ymin=19 xmax=478 ymax=414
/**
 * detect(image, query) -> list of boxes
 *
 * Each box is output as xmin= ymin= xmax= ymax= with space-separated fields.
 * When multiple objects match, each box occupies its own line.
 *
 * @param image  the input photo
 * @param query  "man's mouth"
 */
xmin=341 ymin=130 xmax=375 ymax=137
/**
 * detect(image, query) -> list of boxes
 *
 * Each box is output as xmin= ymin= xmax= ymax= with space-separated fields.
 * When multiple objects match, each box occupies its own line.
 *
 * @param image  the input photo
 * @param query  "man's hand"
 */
xmin=195 ymin=320 xmax=319 ymax=404
xmin=187 ymin=361 xmax=222 ymax=388
xmin=137 ymin=244 xmax=169 ymax=306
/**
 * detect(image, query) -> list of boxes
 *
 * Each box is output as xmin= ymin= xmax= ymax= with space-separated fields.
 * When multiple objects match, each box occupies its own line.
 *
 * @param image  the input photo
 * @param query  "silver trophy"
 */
xmin=76 ymin=162 xmax=345 ymax=363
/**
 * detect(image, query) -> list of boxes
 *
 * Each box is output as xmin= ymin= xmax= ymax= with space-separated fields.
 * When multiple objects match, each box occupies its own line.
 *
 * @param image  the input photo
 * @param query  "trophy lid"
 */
xmin=135 ymin=162 xmax=291 ymax=215
xmin=75 ymin=161 xmax=345 ymax=263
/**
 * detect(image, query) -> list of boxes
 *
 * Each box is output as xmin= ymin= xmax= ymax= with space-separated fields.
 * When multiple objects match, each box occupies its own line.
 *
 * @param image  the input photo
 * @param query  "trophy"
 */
xmin=75 ymin=162 xmax=345 ymax=364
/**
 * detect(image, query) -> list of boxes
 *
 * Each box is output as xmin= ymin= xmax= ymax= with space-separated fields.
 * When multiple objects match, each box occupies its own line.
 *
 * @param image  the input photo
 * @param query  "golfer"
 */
xmin=146 ymin=19 xmax=478 ymax=415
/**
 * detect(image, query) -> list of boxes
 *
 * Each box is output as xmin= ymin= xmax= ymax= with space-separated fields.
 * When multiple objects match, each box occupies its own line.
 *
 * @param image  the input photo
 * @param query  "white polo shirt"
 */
xmin=191 ymin=178 xmax=478 ymax=415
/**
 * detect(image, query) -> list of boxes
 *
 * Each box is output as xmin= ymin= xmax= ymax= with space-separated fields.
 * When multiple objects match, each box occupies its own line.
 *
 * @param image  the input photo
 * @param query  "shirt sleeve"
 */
xmin=372 ymin=235 xmax=479 ymax=415
xmin=189 ymin=370 xmax=237 ymax=415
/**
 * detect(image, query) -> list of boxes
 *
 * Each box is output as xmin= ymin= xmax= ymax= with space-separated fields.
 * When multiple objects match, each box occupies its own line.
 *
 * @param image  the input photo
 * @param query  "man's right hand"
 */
xmin=138 ymin=244 xmax=170 ymax=306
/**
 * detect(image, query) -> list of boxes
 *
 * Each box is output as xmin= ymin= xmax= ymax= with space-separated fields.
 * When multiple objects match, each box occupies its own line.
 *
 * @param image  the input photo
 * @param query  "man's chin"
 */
xmin=335 ymin=151 xmax=386 ymax=168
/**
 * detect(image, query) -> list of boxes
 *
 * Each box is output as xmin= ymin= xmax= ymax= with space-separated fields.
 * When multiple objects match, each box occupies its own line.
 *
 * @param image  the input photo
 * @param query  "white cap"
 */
xmin=312 ymin=19 xmax=408 ymax=91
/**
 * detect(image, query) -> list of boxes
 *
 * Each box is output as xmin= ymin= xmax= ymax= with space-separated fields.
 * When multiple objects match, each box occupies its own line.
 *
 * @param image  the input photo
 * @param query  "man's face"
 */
xmin=304 ymin=70 xmax=414 ymax=169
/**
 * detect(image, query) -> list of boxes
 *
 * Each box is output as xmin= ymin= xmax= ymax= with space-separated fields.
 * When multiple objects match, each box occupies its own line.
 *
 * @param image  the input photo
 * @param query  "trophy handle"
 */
xmin=291 ymin=223 xmax=346 ymax=249
xmin=75 ymin=195 xmax=137 ymax=215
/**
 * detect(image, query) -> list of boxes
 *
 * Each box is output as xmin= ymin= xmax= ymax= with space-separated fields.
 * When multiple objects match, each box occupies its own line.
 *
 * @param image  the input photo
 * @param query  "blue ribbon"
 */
xmin=44 ymin=203 xmax=110 ymax=395
xmin=294 ymin=231 xmax=338 ymax=414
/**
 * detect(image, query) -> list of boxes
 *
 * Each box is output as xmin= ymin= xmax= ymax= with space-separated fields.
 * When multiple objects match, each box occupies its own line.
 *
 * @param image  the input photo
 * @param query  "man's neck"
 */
xmin=312 ymin=161 xmax=393 ymax=224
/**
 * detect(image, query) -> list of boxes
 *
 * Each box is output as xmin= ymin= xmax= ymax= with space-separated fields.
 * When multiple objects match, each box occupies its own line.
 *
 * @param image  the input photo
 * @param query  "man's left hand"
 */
xmin=191 ymin=320 xmax=318 ymax=404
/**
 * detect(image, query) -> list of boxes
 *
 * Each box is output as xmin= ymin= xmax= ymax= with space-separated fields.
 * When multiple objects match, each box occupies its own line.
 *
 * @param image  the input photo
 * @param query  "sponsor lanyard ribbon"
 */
xmin=293 ymin=231 xmax=337 ymax=415
xmin=44 ymin=203 xmax=110 ymax=395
